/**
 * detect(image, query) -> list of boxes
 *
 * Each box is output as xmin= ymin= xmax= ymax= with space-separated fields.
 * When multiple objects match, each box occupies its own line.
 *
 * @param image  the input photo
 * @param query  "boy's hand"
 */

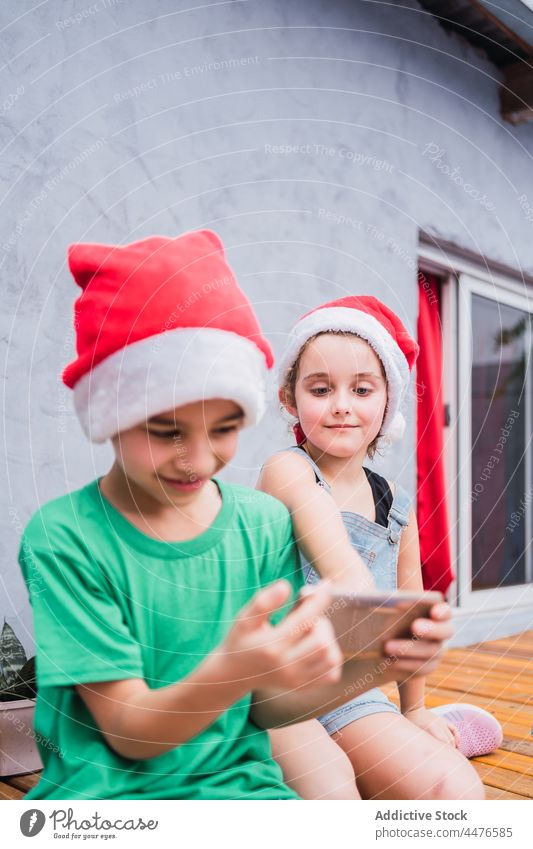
xmin=384 ymin=602 xmax=453 ymax=677
xmin=220 ymin=580 xmax=343 ymax=691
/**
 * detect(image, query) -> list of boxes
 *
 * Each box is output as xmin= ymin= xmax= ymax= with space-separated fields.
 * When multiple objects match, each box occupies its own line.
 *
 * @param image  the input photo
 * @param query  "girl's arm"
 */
xmin=396 ymin=507 xmax=458 ymax=746
xmin=396 ymin=507 xmax=426 ymax=713
xmin=257 ymin=451 xmax=375 ymax=592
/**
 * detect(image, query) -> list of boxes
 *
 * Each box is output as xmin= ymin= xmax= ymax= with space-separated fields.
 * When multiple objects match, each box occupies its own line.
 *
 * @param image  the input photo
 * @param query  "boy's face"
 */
xmin=111 ymin=398 xmax=244 ymax=504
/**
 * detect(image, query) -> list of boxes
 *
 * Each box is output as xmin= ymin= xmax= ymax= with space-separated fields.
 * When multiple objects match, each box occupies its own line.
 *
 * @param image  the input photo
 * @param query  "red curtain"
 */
xmin=416 ymin=275 xmax=454 ymax=595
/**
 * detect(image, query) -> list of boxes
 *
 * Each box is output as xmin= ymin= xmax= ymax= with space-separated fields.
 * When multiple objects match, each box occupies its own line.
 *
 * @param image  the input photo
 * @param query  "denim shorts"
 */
xmin=318 ymin=687 xmax=401 ymax=736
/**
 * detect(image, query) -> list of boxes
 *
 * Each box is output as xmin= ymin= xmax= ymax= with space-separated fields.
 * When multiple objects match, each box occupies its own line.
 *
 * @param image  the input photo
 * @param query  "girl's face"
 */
xmin=286 ymin=333 xmax=388 ymax=459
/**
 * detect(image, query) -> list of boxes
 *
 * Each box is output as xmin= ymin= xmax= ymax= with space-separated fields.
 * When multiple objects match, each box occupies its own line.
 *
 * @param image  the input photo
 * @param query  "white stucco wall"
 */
xmin=2 ymin=0 xmax=532 ymax=651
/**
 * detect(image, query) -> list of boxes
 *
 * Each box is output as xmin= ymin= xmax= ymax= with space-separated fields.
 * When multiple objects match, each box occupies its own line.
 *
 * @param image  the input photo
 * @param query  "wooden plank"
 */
xmin=466 ymin=631 xmax=533 ymax=650
xmin=473 ymin=762 xmax=533 ymax=798
xmin=428 ymin=683 xmax=531 ymax=705
xmin=503 ymin=631 xmax=533 ymax=646
xmin=383 ymin=632 xmax=533 ymax=800
xmin=491 ymin=721 xmax=531 ymax=741
xmin=443 ymin=652 xmax=533 ymax=675
xmin=433 ymin=654 xmax=531 ymax=675
xmin=505 ymin=630 xmax=533 ymax=640
xmin=470 ymin=644 xmax=532 ymax=660
xmin=439 ymin=651 xmax=533 ymax=674
xmin=484 ymin=784 xmax=529 ymax=800
xmin=7 ymin=771 xmax=41 ymax=793
xmin=426 ymin=673 xmax=532 ymax=703
xmin=421 ymin=688 xmax=532 ymax=724
xmin=435 ymin=669 xmax=533 ymax=693
xmin=423 ymin=686 xmax=518 ymax=713
xmin=470 ymin=630 xmax=533 ymax=646
xmin=435 ymin=673 xmax=533 ymax=696
xmin=501 ymin=736 xmax=533 ymax=758
xmin=473 ymin=749 xmax=533 ymax=776
xmin=444 ymin=648 xmax=533 ymax=666
xmin=446 ymin=639 xmax=532 ymax=651
xmin=500 ymin=638 xmax=533 ymax=650
xmin=493 ymin=631 xmax=533 ymax=642
xmin=0 ymin=780 xmax=23 ymax=800
xmin=438 ymin=657 xmax=533 ymax=679
xmin=482 ymin=639 xmax=533 ymax=654
xmin=464 ymin=645 xmax=533 ymax=660
xmin=444 ymin=643 xmax=533 ymax=661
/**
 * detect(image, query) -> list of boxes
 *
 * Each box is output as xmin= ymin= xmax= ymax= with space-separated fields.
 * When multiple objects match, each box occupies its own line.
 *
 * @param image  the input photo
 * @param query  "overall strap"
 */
xmin=278 ymin=445 xmax=332 ymax=493
xmin=387 ymin=483 xmax=412 ymax=543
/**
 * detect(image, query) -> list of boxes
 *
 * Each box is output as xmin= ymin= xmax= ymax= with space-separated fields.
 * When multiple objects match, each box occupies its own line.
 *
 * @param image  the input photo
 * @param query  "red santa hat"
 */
xmin=63 ymin=230 xmax=273 ymax=443
xmin=278 ymin=295 xmax=419 ymax=444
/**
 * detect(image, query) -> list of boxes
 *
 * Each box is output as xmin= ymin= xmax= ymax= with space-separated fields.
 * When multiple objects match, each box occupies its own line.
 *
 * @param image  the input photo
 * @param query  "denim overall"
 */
xmin=284 ymin=445 xmax=412 ymax=735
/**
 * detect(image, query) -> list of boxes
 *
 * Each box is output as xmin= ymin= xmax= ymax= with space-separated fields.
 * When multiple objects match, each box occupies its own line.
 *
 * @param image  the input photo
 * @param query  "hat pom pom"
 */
xmin=383 ymin=411 xmax=406 ymax=442
xmin=293 ymin=422 xmax=306 ymax=446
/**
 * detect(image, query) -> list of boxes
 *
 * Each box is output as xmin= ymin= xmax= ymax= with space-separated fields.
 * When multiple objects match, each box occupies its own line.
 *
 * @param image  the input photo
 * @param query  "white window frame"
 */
xmin=440 ymin=273 xmax=459 ymax=607
xmin=419 ymin=244 xmax=533 ymax=613
xmin=457 ymin=274 xmax=532 ymax=610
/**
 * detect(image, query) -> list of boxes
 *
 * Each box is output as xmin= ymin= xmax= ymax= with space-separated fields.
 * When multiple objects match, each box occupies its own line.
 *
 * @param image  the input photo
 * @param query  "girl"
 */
xmin=258 ymin=295 xmax=500 ymax=800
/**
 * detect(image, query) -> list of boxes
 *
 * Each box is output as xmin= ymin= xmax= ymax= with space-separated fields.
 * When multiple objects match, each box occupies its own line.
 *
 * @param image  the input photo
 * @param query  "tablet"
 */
xmin=325 ymin=590 xmax=444 ymax=660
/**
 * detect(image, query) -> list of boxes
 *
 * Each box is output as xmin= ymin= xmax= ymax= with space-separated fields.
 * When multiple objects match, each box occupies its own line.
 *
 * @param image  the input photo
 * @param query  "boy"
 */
xmin=19 ymin=230 xmax=452 ymax=800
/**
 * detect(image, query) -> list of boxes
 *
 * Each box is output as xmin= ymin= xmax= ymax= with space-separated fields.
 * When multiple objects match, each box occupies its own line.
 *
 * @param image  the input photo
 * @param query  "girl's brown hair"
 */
xmin=280 ymin=330 xmax=387 ymax=460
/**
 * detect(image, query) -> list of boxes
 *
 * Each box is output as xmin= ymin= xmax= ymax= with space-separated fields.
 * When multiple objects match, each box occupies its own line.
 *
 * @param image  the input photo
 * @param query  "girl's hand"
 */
xmin=384 ymin=602 xmax=454 ymax=676
xmin=404 ymin=707 xmax=459 ymax=747
xmin=220 ymin=579 xmax=343 ymax=691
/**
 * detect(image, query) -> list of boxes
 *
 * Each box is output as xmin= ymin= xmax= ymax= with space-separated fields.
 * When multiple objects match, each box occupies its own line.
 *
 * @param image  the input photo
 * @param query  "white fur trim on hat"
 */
xmin=73 ymin=327 xmax=268 ymax=443
xmin=278 ymin=306 xmax=411 ymax=442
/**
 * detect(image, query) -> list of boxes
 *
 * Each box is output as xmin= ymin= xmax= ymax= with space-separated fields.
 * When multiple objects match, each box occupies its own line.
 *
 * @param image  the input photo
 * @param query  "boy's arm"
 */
xmin=76 ymin=581 xmax=341 ymax=761
xmin=251 ymin=657 xmax=399 ymax=728
xmin=257 ymin=452 xmax=375 ymax=592
xmin=250 ymin=600 xmax=453 ymax=729
xmin=76 ymin=650 xmax=249 ymax=761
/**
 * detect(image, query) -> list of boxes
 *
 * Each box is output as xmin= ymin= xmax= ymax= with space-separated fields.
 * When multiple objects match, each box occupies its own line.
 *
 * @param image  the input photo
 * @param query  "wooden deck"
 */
xmin=383 ymin=628 xmax=533 ymax=800
xmin=1 ymin=630 xmax=532 ymax=800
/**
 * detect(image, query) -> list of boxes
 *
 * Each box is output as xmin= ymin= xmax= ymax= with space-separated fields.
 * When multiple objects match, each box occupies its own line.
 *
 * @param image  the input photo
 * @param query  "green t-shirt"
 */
xmin=19 ymin=478 xmax=304 ymax=800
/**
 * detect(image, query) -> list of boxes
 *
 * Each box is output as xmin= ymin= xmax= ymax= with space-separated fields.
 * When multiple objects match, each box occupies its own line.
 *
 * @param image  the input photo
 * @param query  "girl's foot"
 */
xmin=430 ymin=704 xmax=503 ymax=758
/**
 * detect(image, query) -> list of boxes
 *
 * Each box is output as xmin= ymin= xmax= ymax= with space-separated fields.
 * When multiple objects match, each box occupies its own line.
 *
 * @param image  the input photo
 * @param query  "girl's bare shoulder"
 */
xmin=257 ymin=450 xmax=317 ymax=498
